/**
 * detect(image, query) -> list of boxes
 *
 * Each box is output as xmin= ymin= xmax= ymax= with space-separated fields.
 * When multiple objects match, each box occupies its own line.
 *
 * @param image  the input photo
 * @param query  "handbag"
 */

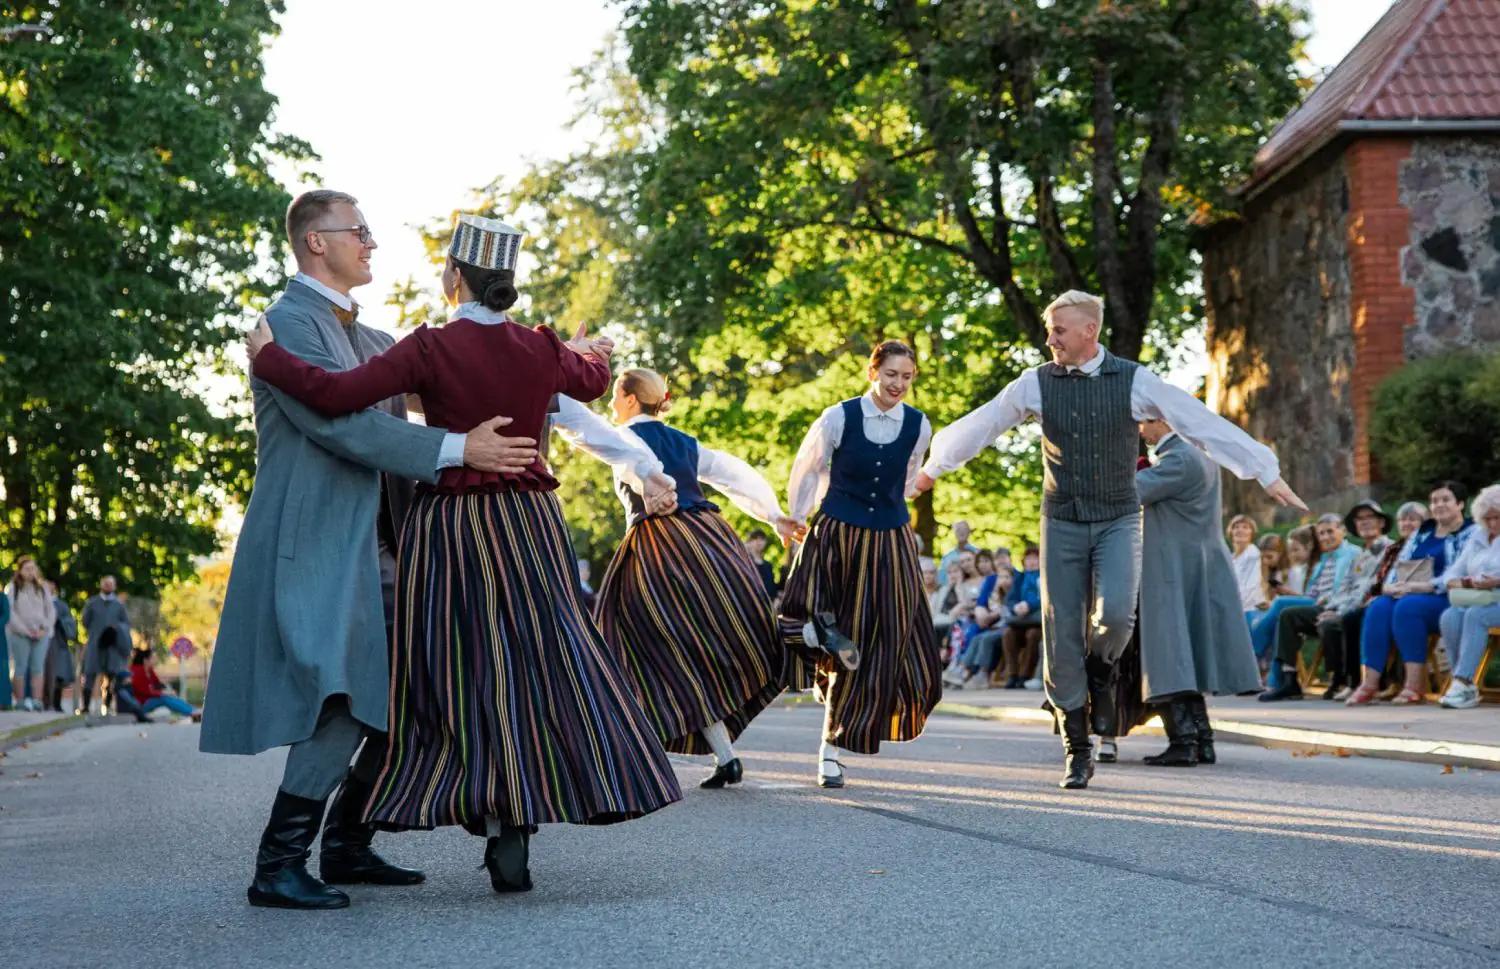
xmin=1449 ymin=587 xmax=1500 ymax=607
xmin=1394 ymin=558 xmax=1434 ymax=586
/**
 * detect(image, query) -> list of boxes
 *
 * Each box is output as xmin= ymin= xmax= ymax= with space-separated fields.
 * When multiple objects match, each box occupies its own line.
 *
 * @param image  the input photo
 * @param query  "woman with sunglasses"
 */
xmin=246 ymin=214 xmax=681 ymax=895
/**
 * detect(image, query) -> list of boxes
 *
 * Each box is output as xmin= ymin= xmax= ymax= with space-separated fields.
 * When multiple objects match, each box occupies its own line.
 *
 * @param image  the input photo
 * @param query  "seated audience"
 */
xmin=1000 ymin=545 xmax=1042 ymax=688
xmin=1349 ymin=480 xmax=1474 ymax=706
xmin=1437 ymin=485 xmax=1500 ymax=709
xmin=1251 ymin=523 xmax=1338 ymax=671
xmin=1258 ymin=503 xmax=1391 ymax=702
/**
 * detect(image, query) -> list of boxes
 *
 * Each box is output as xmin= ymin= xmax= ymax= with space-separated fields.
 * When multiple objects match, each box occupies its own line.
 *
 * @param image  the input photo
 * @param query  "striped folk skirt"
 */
xmin=779 ymin=515 xmax=942 ymax=755
xmin=596 ymin=508 xmax=789 ymax=755
xmin=363 ymin=489 xmax=683 ymax=831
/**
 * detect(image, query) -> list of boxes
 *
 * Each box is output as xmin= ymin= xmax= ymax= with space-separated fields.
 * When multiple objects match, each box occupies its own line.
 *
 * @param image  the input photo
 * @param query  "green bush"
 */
xmin=1369 ymin=351 xmax=1500 ymax=498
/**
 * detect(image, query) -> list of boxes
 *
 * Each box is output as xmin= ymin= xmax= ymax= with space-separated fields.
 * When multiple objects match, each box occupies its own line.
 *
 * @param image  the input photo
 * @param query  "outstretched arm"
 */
xmin=551 ymin=396 xmax=664 ymax=493
xmin=917 ymin=372 xmax=1036 ymax=490
xmin=250 ymin=319 xmax=431 ymax=417
xmin=698 ymin=444 xmax=785 ymax=525
xmin=1134 ymin=370 xmax=1306 ymax=510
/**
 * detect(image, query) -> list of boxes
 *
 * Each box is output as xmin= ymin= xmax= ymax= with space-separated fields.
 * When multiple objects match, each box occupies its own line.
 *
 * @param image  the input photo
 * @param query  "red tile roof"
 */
xmin=1244 ymin=0 xmax=1500 ymax=198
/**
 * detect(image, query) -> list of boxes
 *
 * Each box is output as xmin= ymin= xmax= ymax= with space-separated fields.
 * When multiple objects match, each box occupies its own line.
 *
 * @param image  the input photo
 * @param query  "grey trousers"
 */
xmin=1040 ymin=513 xmax=1142 ymax=712
xmin=280 ymin=696 xmax=386 ymax=800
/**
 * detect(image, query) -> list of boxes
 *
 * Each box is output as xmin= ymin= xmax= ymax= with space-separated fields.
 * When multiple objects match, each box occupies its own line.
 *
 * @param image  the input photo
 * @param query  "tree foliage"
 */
xmin=394 ymin=3 xmax=1305 ymax=557
xmin=1370 ymin=351 xmax=1500 ymax=499
xmin=0 ymin=2 xmax=307 ymax=596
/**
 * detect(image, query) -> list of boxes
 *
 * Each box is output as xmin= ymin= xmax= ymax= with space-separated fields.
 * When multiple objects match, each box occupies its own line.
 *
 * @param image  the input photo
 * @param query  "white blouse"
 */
xmin=1231 ymin=545 xmax=1264 ymax=611
xmin=786 ymin=393 xmax=934 ymax=522
xmin=619 ymin=415 xmax=786 ymax=525
xmin=1439 ymin=527 xmax=1500 ymax=587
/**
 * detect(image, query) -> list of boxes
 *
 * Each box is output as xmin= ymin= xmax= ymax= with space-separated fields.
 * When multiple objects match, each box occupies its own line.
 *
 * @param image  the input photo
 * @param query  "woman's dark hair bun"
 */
xmin=481 ymin=277 xmax=518 ymax=312
xmin=457 ymin=262 xmax=519 ymax=312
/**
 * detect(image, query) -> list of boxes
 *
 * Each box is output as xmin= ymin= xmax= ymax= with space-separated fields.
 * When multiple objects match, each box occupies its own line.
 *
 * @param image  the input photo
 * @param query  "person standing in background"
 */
xmin=79 ymin=575 xmax=132 ymax=717
xmin=6 ymin=557 xmax=57 ymax=713
xmin=43 ymin=585 xmax=78 ymax=712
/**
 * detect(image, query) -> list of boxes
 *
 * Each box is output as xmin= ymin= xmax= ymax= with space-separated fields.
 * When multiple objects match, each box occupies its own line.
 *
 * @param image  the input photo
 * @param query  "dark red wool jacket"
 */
xmin=253 ymin=319 xmax=611 ymax=493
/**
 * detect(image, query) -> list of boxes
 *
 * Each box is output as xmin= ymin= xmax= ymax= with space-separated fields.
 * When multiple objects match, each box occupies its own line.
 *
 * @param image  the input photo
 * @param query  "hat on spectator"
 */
xmin=1343 ymin=499 xmax=1392 ymax=535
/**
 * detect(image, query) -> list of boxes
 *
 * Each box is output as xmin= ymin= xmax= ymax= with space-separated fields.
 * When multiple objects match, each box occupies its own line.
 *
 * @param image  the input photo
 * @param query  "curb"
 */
xmin=932 ymin=700 xmax=1500 ymax=771
xmin=0 ymin=714 xmax=128 ymax=755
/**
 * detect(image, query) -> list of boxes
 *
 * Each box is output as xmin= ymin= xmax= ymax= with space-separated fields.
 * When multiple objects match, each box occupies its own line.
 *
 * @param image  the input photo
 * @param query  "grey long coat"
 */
xmin=44 ymin=595 xmax=77 ymax=684
xmin=1137 ymin=434 xmax=1262 ymax=702
xmin=199 ymin=280 xmax=445 ymax=756
xmin=80 ymin=596 xmax=131 ymax=678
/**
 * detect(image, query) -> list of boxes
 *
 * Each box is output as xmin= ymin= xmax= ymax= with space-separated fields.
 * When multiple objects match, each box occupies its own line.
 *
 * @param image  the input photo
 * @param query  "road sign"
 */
xmin=170 ymin=637 xmax=196 ymax=660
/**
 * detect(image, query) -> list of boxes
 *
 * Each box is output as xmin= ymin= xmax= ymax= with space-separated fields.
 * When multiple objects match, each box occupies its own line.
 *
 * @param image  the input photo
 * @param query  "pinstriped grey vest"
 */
xmin=1038 ymin=352 xmax=1140 ymax=523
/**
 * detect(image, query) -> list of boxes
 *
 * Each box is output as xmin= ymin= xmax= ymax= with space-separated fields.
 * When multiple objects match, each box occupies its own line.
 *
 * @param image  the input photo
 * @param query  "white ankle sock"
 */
xmin=818 ymin=741 xmax=840 ymax=776
xmin=485 ymin=816 xmax=506 ymax=838
xmin=701 ymin=720 xmax=735 ymax=764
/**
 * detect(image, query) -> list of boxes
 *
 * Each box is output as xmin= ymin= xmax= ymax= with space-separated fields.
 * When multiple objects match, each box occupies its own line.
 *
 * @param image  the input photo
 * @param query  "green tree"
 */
xmin=0 ymin=2 xmax=308 ymax=595
xmin=1370 ymin=351 xmax=1500 ymax=499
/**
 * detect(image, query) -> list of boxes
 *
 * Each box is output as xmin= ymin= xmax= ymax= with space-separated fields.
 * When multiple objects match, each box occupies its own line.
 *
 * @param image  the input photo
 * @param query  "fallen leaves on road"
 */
xmin=1441 ymin=764 xmax=1455 ymax=775
xmin=869 ymin=869 xmax=886 ymax=875
xmin=1291 ymin=750 xmax=1321 ymax=758
xmin=24 ymin=771 xmax=41 ymax=779
xmin=1332 ymin=748 xmax=1352 ymax=758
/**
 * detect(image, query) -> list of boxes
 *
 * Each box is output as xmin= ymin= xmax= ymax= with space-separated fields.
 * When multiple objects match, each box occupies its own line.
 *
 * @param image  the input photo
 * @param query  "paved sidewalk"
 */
xmin=932 ymin=686 xmax=1500 ymax=768
xmin=0 ymin=699 xmax=134 ymax=753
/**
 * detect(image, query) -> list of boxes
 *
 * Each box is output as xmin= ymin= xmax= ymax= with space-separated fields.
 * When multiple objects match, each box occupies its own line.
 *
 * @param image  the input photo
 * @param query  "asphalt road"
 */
xmin=5 ymin=707 xmax=1498 ymax=969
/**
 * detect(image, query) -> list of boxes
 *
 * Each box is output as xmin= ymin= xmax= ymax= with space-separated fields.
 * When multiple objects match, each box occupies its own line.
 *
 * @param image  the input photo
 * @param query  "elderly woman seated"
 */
xmin=1348 ymin=480 xmax=1475 ymax=706
xmin=1436 ymin=485 xmax=1500 ymax=709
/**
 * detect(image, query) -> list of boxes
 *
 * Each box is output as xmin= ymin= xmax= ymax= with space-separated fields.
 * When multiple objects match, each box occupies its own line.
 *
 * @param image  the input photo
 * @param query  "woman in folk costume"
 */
xmin=780 ymin=340 xmax=943 ymax=788
xmin=245 ymin=214 xmax=681 ymax=895
xmin=595 ymin=368 xmax=823 ymax=789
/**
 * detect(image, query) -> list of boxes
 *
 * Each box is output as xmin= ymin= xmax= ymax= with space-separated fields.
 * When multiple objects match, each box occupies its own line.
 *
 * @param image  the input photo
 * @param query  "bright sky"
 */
xmin=260 ymin=0 xmax=1396 ymax=338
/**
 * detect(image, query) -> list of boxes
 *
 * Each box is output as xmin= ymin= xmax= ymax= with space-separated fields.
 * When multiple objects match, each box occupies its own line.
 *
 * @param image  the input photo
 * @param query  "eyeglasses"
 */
xmin=316 ymin=224 xmax=375 ymax=245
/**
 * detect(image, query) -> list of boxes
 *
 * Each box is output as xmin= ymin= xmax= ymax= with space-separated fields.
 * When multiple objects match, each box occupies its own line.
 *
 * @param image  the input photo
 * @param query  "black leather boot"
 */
xmin=483 ymin=826 xmax=533 ymax=893
xmin=247 ymin=790 xmax=350 ymax=909
xmin=1143 ymin=698 xmax=1200 ymax=767
xmin=699 ymin=758 xmax=743 ymax=789
xmin=1085 ymin=655 xmax=1117 ymax=737
xmin=1187 ymin=694 xmax=1216 ymax=765
xmin=320 ymin=775 xmax=425 ymax=886
xmin=1059 ymin=707 xmax=1094 ymax=790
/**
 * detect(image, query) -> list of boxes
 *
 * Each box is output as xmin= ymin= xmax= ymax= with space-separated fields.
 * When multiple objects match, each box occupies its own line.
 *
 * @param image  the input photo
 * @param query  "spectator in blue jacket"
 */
xmin=1000 ymin=546 xmax=1042 ymax=688
xmin=1349 ymin=480 xmax=1474 ymax=706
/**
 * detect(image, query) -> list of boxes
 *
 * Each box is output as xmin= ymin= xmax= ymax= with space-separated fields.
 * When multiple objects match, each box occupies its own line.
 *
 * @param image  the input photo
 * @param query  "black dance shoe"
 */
xmin=1095 ymin=738 xmax=1118 ymax=764
xmin=1258 ymin=679 xmax=1303 ymax=703
xmin=700 ymin=758 xmax=744 ymax=789
xmin=320 ymin=776 xmax=425 ymax=887
xmin=483 ymin=827 xmax=533 ymax=894
xmin=806 ymin=612 xmax=861 ymax=671
xmin=247 ymin=790 xmax=350 ymax=910
xmin=817 ymin=758 xmax=845 ymax=789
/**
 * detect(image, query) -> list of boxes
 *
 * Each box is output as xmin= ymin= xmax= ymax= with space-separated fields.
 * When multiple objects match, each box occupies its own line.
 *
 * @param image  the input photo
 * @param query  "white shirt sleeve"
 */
xmin=920 ymin=371 xmax=1039 ymax=479
xmin=1232 ymin=546 xmax=1265 ymax=611
xmin=787 ymin=404 xmax=845 ymax=522
xmin=1131 ymin=369 xmax=1281 ymax=486
xmin=437 ymin=433 xmax=467 ymax=469
xmin=1438 ymin=529 xmax=1483 ymax=587
xmin=551 ymin=396 xmax=663 ymax=493
xmin=904 ymin=416 xmax=933 ymax=498
xmin=697 ymin=445 xmax=784 ymax=524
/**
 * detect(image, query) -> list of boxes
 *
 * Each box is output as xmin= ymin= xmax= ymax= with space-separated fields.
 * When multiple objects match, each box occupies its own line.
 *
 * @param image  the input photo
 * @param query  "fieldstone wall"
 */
xmin=1400 ymin=137 xmax=1500 ymax=356
xmin=1202 ymin=152 xmax=1358 ymax=520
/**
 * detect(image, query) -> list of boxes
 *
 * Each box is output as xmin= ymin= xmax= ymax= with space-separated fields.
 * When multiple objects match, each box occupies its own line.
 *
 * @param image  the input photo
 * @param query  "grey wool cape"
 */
xmin=80 ymin=596 xmax=131 ymax=678
xmin=199 ymin=280 xmax=445 ymax=756
xmin=1136 ymin=433 xmax=1262 ymax=703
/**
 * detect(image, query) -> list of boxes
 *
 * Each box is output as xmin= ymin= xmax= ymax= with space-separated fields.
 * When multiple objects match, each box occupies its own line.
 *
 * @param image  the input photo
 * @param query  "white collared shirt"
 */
xmin=618 ymin=415 xmax=785 ymax=524
xmin=292 ymin=272 xmax=355 ymax=312
xmin=1439 ymin=526 xmax=1500 ymax=587
xmin=447 ymin=301 xmax=509 ymax=325
xmin=787 ymin=392 xmax=934 ymax=522
xmin=921 ymin=346 xmax=1280 ymax=487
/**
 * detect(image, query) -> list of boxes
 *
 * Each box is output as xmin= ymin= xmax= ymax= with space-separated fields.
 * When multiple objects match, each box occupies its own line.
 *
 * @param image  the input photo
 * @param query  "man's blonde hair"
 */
xmin=1043 ymin=290 xmax=1105 ymax=328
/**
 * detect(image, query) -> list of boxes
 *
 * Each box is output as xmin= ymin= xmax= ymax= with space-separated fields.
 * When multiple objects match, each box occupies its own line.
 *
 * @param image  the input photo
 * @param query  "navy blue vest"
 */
xmin=618 ymin=420 xmax=719 ymax=527
xmin=819 ymin=398 xmax=923 ymax=531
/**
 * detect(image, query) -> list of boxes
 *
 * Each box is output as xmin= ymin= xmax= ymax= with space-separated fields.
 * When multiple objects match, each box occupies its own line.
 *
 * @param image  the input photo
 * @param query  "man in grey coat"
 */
xmin=79 ymin=575 xmax=131 ymax=716
xmin=917 ymin=290 xmax=1305 ymax=789
xmin=1136 ymin=418 xmax=1263 ymax=767
xmin=201 ymin=189 xmax=538 ymax=911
